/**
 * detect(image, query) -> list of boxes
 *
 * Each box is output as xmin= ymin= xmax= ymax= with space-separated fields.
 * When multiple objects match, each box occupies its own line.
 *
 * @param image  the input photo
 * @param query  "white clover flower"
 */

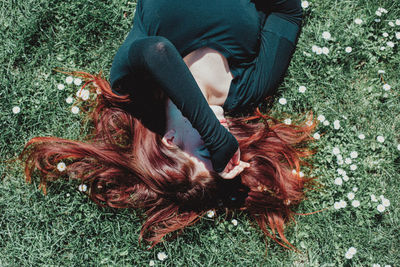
xmin=342 ymin=175 xmax=349 ymax=181
xmin=353 ymin=187 xmax=358 ymax=192
xmin=345 ymin=158 xmax=352 ymax=164
xmin=337 ymin=159 xmax=344 ymax=165
xmin=371 ymin=194 xmax=378 ymax=202
xmin=12 ymin=106 xmax=21 ymax=114
xmin=395 ymin=32 xmax=400 ymax=40
xmin=332 ymin=147 xmax=340 ymax=155
xmin=382 ymin=32 xmax=389 ymax=38
xmin=316 ymin=47 xmax=323 ymax=55
xmin=66 ymin=96 xmax=74 ymax=104
xmin=157 ymin=252 xmax=168 ymax=261
xmin=317 ymin=115 xmax=326 ymax=122
xmin=66 ymin=76 xmax=74 ymax=84
xmin=323 ymin=120 xmax=330 ymax=126
xmin=380 ymin=46 xmax=385 ymax=51
xmin=336 ymin=154 xmax=343 ymax=161
xmin=339 ymin=200 xmax=347 ymax=208
xmin=345 ymin=46 xmax=352 ymax=53
xmin=397 ymin=144 xmax=400 ymax=151
xmin=78 ymin=184 xmax=87 ymax=192
xmin=322 ymin=47 xmax=329 ymax=55
xmin=382 ymin=198 xmax=390 ymax=207
xmin=334 ymin=202 xmax=341 ymax=209
xmin=358 ymin=133 xmax=365 ymax=140
xmin=377 ymin=136 xmax=385 ymax=143
xmin=311 ymin=45 xmax=319 ymax=53
xmin=375 ymin=18 xmax=381 ymax=22
xmin=345 ymin=251 xmax=354 ymax=259
xmin=334 ymin=177 xmax=343 ymax=185
xmin=333 ymin=120 xmax=340 ymax=130
xmin=58 ymin=84 xmax=65 ymax=90
xmin=350 ymin=164 xmax=357 ymax=171
xmin=376 ymin=10 xmax=382 ymax=16
xmin=66 ymin=193 xmax=70 ymax=197
xmin=354 ymin=18 xmax=363 ymax=25
xmin=81 ymin=89 xmax=90 ymax=101
xmin=71 ymin=106 xmax=80 ymax=114
xmin=337 ymin=168 xmax=344 ymax=175
xmin=74 ymin=78 xmax=82 ymax=86
xmin=352 ymin=200 xmax=360 ymax=207
xmin=278 ymin=98 xmax=287 ymax=105
xmin=292 ymin=169 xmax=297 ymax=175
xmin=206 ymin=210 xmax=215 ymax=218
xmin=387 ymin=41 xmax=395 ymax=48
xmin=377 ymin=204 xmax=385 ymax=212
xmin=383 ymin=84 xmax=391 ymax=91
xmin=57 ymin=162 xmax=66 ymax=172
xmin=350 ymin=151 xmax=358 ymax=158
xmin=76 ymin=88 xmax=83 ymax=98
xmin=396 ymin=19 xmax=400 ymax=25
xmin=348 ymin=247 xmax=357 ymax=255
xmin=347 ymin=192 xmax=355 ymax=200
xmin=372 ymin=264 xmax=381 ymax=267
xmin=149 ymin=260 xmax=155 ymax=266
xmin=299 ymin=171 xmax=304 ymax=178
xmin=378 ymin=70 xmax=385 ymax=74
xmin=313 ymin=132 xmax=320 ymax=140
xmin=284 ymin=118 xmax=292 ymax=125
xmin=231 ymin=219 xmax=238 ymax=226
xmin=301 ymin=1 xmax=309 ymax=9
xmin=298 ymin=85 xmax=307 ymax=93
xmin=322 ymin=31 xmax=331 ymax=40
xmin=384 ymin=265 xmax=391 ymax=267
xmin=389 ymin=21 xmax=395 ymax=27
xmin=378 ymin=7 xmax=388 ymax=14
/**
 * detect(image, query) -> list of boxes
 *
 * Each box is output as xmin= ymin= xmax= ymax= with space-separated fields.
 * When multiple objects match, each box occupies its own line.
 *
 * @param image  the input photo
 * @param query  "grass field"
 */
xmin=1 ymin=0 xmax=399 ymax=266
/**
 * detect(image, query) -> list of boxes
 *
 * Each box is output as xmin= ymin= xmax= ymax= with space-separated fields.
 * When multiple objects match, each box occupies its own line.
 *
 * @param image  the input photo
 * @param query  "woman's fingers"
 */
xmin=218 ymin=161 xmax=250 ymax=179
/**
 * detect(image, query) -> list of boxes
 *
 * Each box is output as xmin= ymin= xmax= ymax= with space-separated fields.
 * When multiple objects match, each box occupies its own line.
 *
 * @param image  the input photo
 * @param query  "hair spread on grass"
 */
xmin=18 ymin=70 xmax=323 ymax=254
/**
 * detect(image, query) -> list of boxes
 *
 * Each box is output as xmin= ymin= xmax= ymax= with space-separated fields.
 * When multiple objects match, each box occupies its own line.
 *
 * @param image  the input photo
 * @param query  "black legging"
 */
xmin=115 ymin=36 xmax=239 ymax=173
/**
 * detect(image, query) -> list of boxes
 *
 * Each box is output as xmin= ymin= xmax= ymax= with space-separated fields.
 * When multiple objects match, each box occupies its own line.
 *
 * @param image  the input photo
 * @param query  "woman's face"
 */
xmin=163 ymin=99 xmax=213 ymax=174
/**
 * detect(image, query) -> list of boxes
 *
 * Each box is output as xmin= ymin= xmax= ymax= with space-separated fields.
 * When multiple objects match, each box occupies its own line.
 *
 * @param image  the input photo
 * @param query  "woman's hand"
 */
xmin=218 ymin=147 xmax=250 ymax=179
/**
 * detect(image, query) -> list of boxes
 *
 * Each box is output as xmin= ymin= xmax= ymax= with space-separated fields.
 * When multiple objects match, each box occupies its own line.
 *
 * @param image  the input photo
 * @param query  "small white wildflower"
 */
xmin=322 ymin=31 xmax=331 ymax=40
xmin=299 ymin=171 xmax=304 ymax=178
xmin=323 ymin=120 xmax=330 ymax=126
xmin=334 ymin=177 xmax=343 ymax=185
xmin=382 ymin=32 xmax=389 ymax=38
xmin=301 ymin=1 xmax=309 ymax=9
xmin=337 ymin=159 xmax=344 ymax=165
xmin=378 ymin=70 xmax=385 ymax=74
xmin=157 ymin=252 xmax=168 ymax=261
xmin=371 ymin=194 xmax=378 ymax=202
xmin=231 ymin=219 xmax=238 ymax=226
xmin=316 ymin=47 xmax=323 ymax=55
xmin=350 ymin=164 xmax=357 ymax=171
xmin=66 ymin=96 xmax=74 ymax=104
xmin=306 ymin=120 xmax=313 ymax=126
xmin=348 ymin=247 xmax=357 ymax=255
xmin=206 ymin=210 xmax=215 ymax=218
xmin=384 ymin=265 xmax=391 ymax=267
xmin=345 ymin=158 xmax=352 ymax=165
xmin=352 ymin=200 xmax=360 ymax=207
xmin=313 ymin=132 xmax=320 ymax=140
xmin=375 ymin=10 xmax=382 ymax=16
xmin=389 ymin=21 xmax=395 ymax=27
xmin=345 ymin=251 xmax=354 ymax=259
xmin=74 ymin=78 xmax=82 ymax=86
xmin=337 ymin=168 xmax=344 ymax=175
xmin=387 ymin=41 xmax=395 ymax=48
xmin=396 ymin=32 xmax=400 ymax=39
xmin=78 ymin=184 xmax=87 ymax=192
xmin=76 ymin=88 xmax=83 ymax=98
xmin=382 ymin=198 xmax=390 ymax=207
xmin=57 ymin=162 xmax=66 ymax=172
xmin=333 ymin=120 xmax=340 ymax=130
xmin=375 ymin=18 xmax=381 ymax=22
xmin=342 ymin=174 xmax=349 ymax=181
xmin=311 ymin=45 xmax=319 ymax=53
xmin=298 ymin=85 xmax=307 ymax=93
xmin=71 ymin=106 xmax=80 ymax=114
xmin=317 ymin=115 xmax=326 ymax=122
xmin=372 ymin=264 xmax=381 ymax=267
xmin=345 ymin=46 xmax=352 ymax=53
xmin=292 ymin=169 xmax=297 ymax=175
xmin=12 ymin=106 xmax=21 ymax=114
xmin=284 ymin=118 xmax=292 ymax=125
xmin=378 ymin=7 xmax=388 ymax=14
xmin=354 ymin=18 xmax=363 ymax=25
xmin=149 ymin=260 xmax=155 ymax=266
xmin=66 ymin=193 xmax=70 ymax=197
xmin=347 ymin=192 xmax=355 ymax=200
xmin=397 ymin=144 xmax=400 ymax=151
xmin=358 ymin=133 xmax=365 ymax=140
xmin=332 ymin=147 xmax=340 ymax=155
xmin=333 ymin=201 xmax=342 ymax=209
xmin=278 ymin=98 xmax=287 ymax=105
xmin=81 ymin=89 xmax=90 ymax=101
xmin=380 ymin=46 xmax=385 ymax=51
xmin=350 ymin=151 xmax=358 ymax=158
xmin=58 ymin=84 xmax=65 ymax=90
xmin=66 ymin=76 xmax=74 ymax=84
xmin=336 ymin=154 xmax=343 ymax=161
xmin=339 ymin=200 xmax=347 ymax=208
xmin=396 ymin=19 xmax=400 ymax=25
xmin=96 ymin=88 xmax=102 ymax=94
xmin=377 ymin=204 xmax=385 ymax=212
xmin=322 ymin=47 xmax=329 ymax=55
xmin=383 ymin=84 xmax=391 ymax=91
xmin=377 ymin=136 xmax=385 ymax=143
xmin=352 ymin=187 xmax=358 ymax=192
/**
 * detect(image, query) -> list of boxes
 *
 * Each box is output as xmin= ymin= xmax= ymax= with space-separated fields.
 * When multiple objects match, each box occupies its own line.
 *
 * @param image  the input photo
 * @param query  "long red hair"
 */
xmin=18 ymin=70 xmax=324 ymax=254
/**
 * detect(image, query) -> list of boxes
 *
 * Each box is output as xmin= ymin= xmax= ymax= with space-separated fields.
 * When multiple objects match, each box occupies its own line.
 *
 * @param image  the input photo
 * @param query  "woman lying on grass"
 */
xmin=19 ymin=0 xmax=321 ymax=253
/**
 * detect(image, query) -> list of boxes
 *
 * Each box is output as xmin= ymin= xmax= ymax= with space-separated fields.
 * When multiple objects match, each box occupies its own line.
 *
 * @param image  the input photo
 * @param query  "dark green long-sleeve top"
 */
xmin=109 ymin=0 xmax=302 ymax=172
